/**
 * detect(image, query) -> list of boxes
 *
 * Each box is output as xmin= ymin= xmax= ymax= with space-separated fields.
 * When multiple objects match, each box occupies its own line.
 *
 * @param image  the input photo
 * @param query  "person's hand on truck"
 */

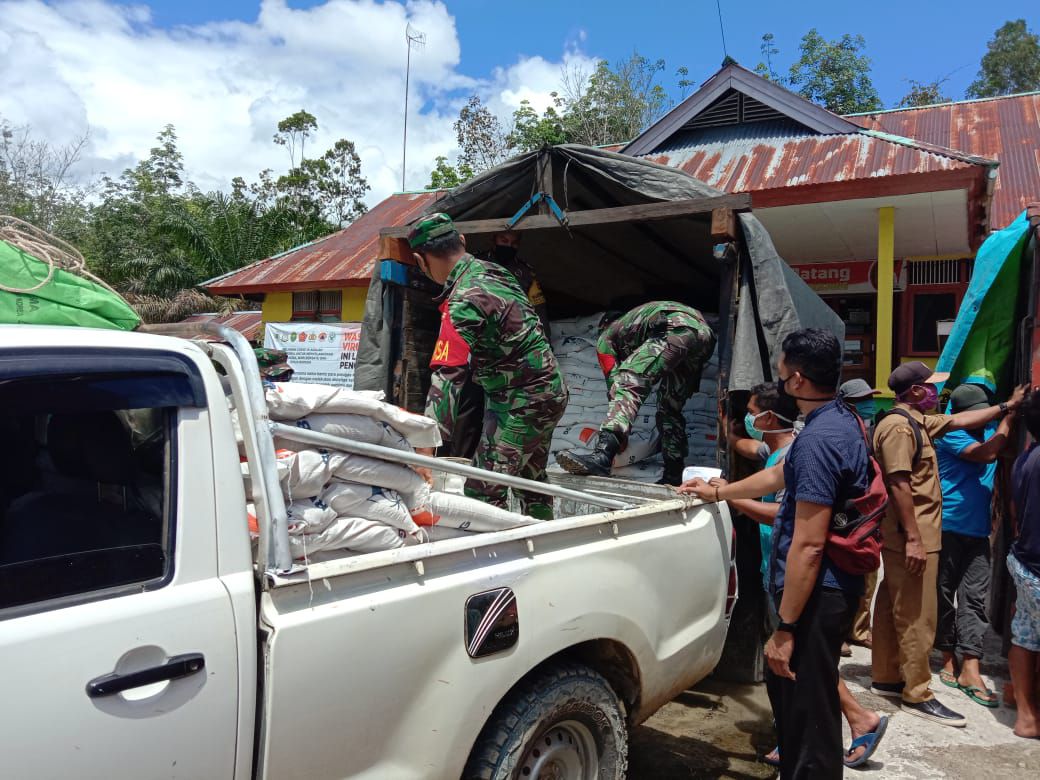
xmin=414 ymin=447 xmax=434 ymax=484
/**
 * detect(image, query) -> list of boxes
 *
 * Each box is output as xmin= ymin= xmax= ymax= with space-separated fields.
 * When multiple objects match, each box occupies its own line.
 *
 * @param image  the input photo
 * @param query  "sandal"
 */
xmin=763 ymin=746 xmax=780 ymax=767
xmin=960 ymin=683 xmax=999 ymax=708
xmin=939 ymin=669 xmax=959 ymax=688
xmin=844 ymin=715 xmax=889 ymax=768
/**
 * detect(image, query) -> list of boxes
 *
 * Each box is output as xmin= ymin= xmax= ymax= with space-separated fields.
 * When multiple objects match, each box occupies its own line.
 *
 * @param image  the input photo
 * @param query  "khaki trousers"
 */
xmin=872 ymin=548 xmax=939 ymax=704
xmin=850 ymin=568 xmax=878 ymax=643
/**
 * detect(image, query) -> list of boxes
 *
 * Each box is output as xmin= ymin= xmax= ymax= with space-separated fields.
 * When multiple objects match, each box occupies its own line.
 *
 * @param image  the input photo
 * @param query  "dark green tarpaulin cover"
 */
xmin=936 ymin=211 xmax=1030 ymax=393
xmin=356 ymin=145 xmax=843 ymax=393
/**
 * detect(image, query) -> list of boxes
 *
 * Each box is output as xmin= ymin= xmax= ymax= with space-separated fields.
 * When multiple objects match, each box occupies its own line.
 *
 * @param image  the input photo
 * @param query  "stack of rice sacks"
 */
xmin=549 ymin=313 xmax=720 ymax=482
xmin=242 ymin=382 xmax=539 ymax=561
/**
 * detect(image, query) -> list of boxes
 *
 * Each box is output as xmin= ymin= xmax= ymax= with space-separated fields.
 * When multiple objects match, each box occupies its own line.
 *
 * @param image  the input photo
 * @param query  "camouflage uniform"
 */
xmin=426 ymin=253 xmax=567 ymax=519
xmin=443 ymin=249 xmax=552 ymax=461
xmin=596 ymin=302 xmax=716 ymax=464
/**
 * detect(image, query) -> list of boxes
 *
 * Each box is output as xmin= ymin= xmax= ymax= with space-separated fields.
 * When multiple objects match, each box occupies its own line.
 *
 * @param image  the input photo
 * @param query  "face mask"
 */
xmin=776 ymin=376 xmax=790 ymax=400
xmin=744 ymin=412 xmax=766 ymax=441
xmin=777 ymin=372 xmax=834 ymax=402
xmin=493 ymin=245 xmax=518 ymax=264
xmin=854 ymin=400 xmax=877 ymax=419
xmin=901 ymin=384 xmax=938 ymax=412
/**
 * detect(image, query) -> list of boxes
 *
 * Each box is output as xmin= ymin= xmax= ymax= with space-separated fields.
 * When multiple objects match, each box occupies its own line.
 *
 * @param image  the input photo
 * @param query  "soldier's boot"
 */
xmin=555 ymin=430 xmax=622 ymax=477
xmin=657 ymin=459 xmax=684 ymax=486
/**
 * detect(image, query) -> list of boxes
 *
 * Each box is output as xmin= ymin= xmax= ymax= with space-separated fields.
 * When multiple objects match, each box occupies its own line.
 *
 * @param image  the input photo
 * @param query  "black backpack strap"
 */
xmin=878 ymin=408 xmax=924 ymax=464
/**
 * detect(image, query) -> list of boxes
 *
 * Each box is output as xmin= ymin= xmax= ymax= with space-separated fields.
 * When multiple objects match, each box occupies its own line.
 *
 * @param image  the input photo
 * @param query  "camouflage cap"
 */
xmin=408 ymin=212 xmax=457 ymax=249
xmin=254 ymin=347 xmax=293 ymax=380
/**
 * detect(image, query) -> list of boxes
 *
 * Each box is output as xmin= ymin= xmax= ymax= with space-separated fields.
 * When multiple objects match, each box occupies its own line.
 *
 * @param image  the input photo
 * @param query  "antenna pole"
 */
xmin=402 ymin=24 xmax=426 ymax=192
xmin=715 ymin=0 xmax=728 ymax=59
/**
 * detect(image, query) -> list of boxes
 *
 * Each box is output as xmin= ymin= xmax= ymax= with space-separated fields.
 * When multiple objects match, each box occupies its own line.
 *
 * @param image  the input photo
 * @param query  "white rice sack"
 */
xmin=425 ymin=525 xmax=479 ymax=542
xmin=289 ymin=516 xmax=408 ymax=559
xmin=322 ymin=482 xmax=421 ymax=536
xmin=612 ymin=458 xmax=664 ymax=483
xmin=561 ymin=362 xmax=606 ymax=382
xmin=552 ymin=313 xmax=606 ymax=341
xmin=265 ymin=382 xmax=442 ymax=448
xmin=554 ymin=335 xmax=596 ymax=356
xmin=275 ymin=414 xmax=412 ymax=453
xmin=614 ymin=428 xmax=660 ymax=467
xmin=329 ymin=453 xmax=427 ymax=501
xmin=285 ymin=497 xmax=339 ymax=534
xmin=428 ymin=491 xmax=540 ymax=531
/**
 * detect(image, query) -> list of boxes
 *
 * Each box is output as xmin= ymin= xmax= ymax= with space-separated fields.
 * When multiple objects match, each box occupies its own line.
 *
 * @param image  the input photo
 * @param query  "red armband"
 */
xmin=597 ymin=352 xmax=617 ymax=375
xmin=430 ymin=301 xmax=471 ymax=368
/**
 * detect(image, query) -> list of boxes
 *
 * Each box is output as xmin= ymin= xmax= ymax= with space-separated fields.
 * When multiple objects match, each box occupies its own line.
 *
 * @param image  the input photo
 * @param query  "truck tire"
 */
xmin=463 ymin=663 xmax=627 ymax=780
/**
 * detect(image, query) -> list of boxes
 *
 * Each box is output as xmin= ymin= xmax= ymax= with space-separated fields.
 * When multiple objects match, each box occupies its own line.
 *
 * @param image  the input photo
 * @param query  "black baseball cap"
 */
xmin=887 ymin=361 xmax=950 ymax=395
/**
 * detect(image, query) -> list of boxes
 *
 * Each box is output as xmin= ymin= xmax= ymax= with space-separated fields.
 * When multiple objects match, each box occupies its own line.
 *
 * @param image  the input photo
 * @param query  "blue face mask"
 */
xmin=854 ymin=400 xmax=878 ymax=420
xmin=744 ymin=412 xmax=766 ymax=441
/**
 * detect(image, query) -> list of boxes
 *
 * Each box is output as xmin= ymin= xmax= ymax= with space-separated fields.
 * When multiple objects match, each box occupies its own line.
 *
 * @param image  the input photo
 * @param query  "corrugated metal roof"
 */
xmin=846 ymin=92 xmax=1040 ymax=229
xmin=182 ymin=310 xmax=264 ymax=341
xmin=643 ymin=119 xmax=992 ymax=195
xmin=204 ymin=190 xmax=445 ymax=294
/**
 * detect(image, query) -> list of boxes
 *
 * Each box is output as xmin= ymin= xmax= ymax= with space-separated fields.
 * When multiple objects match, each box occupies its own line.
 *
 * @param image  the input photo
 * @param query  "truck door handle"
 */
xmin=86 ymin=653 xmax=206 ymax=698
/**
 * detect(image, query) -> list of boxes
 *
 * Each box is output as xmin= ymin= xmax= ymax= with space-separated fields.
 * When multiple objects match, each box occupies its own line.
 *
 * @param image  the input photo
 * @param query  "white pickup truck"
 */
xmin=0 ymin=322 xmax=735 ymax=780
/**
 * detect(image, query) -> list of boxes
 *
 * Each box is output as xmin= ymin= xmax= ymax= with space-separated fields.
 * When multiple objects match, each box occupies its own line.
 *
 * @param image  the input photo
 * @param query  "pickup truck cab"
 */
xmin=0 ymin=323 xmax=735 ymax=779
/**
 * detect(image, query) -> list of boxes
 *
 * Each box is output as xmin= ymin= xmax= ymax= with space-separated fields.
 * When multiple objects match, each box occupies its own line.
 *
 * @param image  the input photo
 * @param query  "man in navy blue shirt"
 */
xmin=1009 ymin=390 xmax=1040 ymax=739
xmin=682 ymin=328 xmax=872 ymax=778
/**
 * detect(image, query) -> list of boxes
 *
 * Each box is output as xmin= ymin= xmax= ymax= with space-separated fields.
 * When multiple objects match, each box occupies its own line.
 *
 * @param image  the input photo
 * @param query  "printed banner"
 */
xmin=264 ymin=322 xmax=361 ymax=388
xmin=789 ymin=260 xmax=905 ymax=294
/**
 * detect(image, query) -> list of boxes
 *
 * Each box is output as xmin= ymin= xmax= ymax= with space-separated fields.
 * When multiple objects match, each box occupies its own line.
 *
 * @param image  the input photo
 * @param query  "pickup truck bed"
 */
xmin=0 ymin=324 xmax=734 ymax=780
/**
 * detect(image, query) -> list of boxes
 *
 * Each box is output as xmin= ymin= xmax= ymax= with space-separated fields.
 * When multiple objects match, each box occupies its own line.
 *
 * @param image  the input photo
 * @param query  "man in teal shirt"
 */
xmin=935 ymin=382 xmax=1014 ymax=707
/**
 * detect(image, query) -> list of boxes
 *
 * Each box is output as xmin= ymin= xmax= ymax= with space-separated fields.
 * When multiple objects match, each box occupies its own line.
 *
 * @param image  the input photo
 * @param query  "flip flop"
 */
xmin=960 ymin=684 xmax=999 ymax=708
xmin=762 ymin=746 xmax=780 ymax=767
xmin=843 ymin=715 xmax=889 ymax=768
xmin=939 ymin=669 xmax=959 ymax=688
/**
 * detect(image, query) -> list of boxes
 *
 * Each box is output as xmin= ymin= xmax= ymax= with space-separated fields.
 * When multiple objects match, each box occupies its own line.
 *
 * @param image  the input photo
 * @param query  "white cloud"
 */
xmin=0 ymin=0 xmax=595 ymax=202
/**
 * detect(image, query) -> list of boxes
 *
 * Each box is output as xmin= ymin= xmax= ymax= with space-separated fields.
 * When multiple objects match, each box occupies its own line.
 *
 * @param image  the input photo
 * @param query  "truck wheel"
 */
xmin=464 ymin=663 xmax=627 ymax=780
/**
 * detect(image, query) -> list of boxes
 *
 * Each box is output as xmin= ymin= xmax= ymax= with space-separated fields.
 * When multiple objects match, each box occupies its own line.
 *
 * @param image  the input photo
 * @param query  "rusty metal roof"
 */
xmin=846 ymin=92 xmax=1040 ymax=229
xmin=643 ymin=119 xmax=994 ymax=198
xmin=204 ymin=190 xmax=445 ymax=295
xmin=182 ymin=310 xmax=264 ymax=341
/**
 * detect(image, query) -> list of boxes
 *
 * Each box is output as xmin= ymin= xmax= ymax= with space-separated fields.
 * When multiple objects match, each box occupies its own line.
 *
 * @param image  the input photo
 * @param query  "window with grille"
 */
xmin=291 ymin=291 xmax=318 ymax=321
xmin=906 ymin=259 xmax=967 ymax=286
xmin=291 ymin=290 xmax=342 ymax=322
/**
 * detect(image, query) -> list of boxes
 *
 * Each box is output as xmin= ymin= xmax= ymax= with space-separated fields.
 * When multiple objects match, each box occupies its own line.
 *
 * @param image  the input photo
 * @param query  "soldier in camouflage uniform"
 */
xmin=409 ymin=214 xmax=567 ymax=519
xmin=556 ymin=301 xmax=716 ymax=485
xmin=443 ymin=230 xmax=552 ymax=461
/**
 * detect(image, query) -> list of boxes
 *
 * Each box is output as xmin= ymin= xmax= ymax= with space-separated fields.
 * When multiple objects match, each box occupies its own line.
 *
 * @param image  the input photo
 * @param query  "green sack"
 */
xmin=0 ymin=239 xmax=140 ymax=331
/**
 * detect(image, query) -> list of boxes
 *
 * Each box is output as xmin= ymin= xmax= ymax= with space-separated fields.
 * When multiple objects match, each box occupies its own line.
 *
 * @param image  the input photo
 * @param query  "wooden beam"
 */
xmin=379 ymin=235 xmax=413 ymax=263
xmin=380 ymin=193 xmax=753 ymax=238
xmin=711 ymin=207 xmax=737 ymax=242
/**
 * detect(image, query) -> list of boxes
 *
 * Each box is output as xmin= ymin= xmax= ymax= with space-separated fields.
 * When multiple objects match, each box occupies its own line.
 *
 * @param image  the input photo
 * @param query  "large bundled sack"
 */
xmin=423 ymin=491 xmax=541 ymax=532
xmin=273 ymin=413 xmax=412 ymax=453
xmin=288 ymin=516 xmax=418 ymax=559
xmin=265 ymin=382 xmax=441 ymax=448
xmin=322 ymin=482 xmax=422 ymax=537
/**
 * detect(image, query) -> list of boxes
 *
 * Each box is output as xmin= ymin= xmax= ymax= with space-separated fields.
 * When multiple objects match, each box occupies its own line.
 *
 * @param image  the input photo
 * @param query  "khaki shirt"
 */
xmin=873 ymin=405 xmax=955 ymax=553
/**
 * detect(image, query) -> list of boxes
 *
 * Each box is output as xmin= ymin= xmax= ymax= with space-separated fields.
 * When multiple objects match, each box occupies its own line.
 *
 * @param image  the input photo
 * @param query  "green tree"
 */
xmin=787 ymin=29 xmax=882 ymax=113
xmin=0 ymin=116 xmax=90 ymax=238
xmin=753 ymin=33 xmax=782 ymax=83
xmin=454 ymin=95 xmax=511 ymax=174
xmin=507 ymin=96 xmax=571 ymax=151
xmin=898 ymin=78 xmax=952 ymax=108
xmin=426 ymin=155 xmax=474 ymax=189
xmin=562 ymin=53 xmax=669 ymax=145
xmin=967 ymin=19 xmax=1040 ymax=98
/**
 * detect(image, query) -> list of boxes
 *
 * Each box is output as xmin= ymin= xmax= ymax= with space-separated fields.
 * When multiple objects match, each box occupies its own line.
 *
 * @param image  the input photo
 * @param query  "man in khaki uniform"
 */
xmin=871 ymin=361 xmax=1024 ymax=727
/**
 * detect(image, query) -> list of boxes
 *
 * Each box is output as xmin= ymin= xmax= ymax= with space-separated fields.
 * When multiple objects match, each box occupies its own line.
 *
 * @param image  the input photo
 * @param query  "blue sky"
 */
xmin=119 ymin=0 xmax=1026 ymax=107
xmin=2 ymin=1 xmax=1031 ymax=202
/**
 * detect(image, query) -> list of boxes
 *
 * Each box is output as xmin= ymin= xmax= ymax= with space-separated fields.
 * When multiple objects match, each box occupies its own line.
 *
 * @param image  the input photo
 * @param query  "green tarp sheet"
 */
xmin=0 ymin=239 xmax=140 ymax=331
xmin=936 ymin=211 xmax=1030 ymax=393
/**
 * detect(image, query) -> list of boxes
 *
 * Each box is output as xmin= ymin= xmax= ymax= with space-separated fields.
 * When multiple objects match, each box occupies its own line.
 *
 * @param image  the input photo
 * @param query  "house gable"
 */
xmin=623 ymin=62 xmax=859 ymax=156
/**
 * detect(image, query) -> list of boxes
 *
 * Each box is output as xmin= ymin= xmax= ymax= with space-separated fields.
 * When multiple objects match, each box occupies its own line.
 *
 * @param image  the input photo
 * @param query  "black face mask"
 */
xmin=777 ymin=373 xmax=834 ymax=402
xmin=493 ymin=245 xmax=518 ymax=264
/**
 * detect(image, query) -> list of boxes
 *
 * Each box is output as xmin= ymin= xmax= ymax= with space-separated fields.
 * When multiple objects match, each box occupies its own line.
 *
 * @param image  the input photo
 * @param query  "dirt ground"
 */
xmin=628 ymin=639 xmax=1040 ymax=779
